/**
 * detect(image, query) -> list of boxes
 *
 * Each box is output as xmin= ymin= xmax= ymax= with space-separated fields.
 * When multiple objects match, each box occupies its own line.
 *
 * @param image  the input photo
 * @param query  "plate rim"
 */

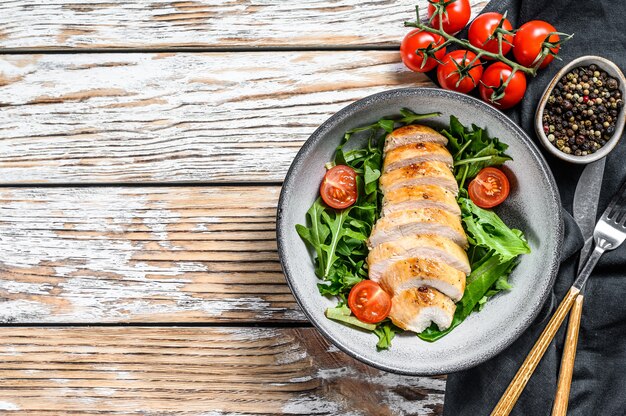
xmin=276 ymin=87 xmax=564 ymax=376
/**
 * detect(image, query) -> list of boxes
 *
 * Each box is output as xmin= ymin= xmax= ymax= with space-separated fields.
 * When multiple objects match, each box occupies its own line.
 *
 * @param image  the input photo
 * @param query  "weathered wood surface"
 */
xmin=0 ymin=185 xmax=307 ymax=323
xmin=0 ymin=51 xmax=430 ymax=184
xmin=0 ymin=327 xmax=446 ymax=415
xmin=0 ymin=0 xmax=486 ymax=50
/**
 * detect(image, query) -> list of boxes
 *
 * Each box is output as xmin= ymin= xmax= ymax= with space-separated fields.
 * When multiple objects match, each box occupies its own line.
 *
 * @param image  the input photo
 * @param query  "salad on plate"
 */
xmin=296 ymin=109 xmax=530 ymax=350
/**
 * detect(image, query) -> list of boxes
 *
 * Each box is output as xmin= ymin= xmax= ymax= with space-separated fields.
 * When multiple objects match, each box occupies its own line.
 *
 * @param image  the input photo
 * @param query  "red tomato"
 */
xmin=479 ymin=62 xmax=527 ymax=109
xmin=468 ymin=12 xmax=514 ymax=57
xmin=348 ymin=280 xmax=392 ymax=324
xmin=437 ymin=50 xmax=483 ymax=94
xmin=513 ymin=20 xmax=560 ymax=68
xmin=400 ymin=29 xmax=447 ymax=72
xmin=428 ymin=0 xmax=471 ymax=35
xmin=468 ymin=167 xmax=510 ymax=208
xmin=320 ymin=165 xmax=357 ymax=209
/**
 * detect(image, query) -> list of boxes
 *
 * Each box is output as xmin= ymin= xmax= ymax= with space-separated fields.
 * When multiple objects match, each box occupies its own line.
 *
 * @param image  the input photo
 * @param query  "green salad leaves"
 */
xmin=296 ymin=112 xmax=531 ymax=349
xmin=444 ymin=115 xmax=512 ymax=189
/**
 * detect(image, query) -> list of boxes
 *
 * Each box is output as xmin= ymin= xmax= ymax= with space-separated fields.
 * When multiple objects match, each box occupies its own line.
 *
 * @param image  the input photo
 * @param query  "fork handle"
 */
xmin=552 ymin=294 xmax=584 ymax=416
xmin=490 ymin=287 xmax=581 ymax=416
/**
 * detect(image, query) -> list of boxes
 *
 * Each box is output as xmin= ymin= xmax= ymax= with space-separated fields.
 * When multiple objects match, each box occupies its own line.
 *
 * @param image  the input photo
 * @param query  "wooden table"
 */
xmin=0 ymin=1 xmax=485 ymax=413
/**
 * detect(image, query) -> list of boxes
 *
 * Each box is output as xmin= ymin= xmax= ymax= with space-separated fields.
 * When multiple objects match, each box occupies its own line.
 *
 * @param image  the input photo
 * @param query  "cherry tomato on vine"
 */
xmin=400 ymin=29 xmax=447 ymax=72
xmin=319 ymin=165 xmax=357 ymax=209
xmin=428 ymin=0 xmax=471 ymax=35
xmin=348 ymin=280 xmax=391 ymax=324
xmin=468 ymin=167 xmax=510 ymax=208
xmin=479 ymin=62 xmax=527 ymax=109
xmin=437 ymin=50 xmax=483 ymax=94
xmin=468 ymin=12 xmax=514 ymax=57
xmin=513 ymin=20 xmax=560 ymax=69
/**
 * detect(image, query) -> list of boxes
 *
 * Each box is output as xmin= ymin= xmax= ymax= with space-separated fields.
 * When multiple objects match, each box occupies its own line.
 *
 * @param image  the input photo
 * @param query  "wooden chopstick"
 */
xmin=551 ymin=294 xmax=584 ymax=416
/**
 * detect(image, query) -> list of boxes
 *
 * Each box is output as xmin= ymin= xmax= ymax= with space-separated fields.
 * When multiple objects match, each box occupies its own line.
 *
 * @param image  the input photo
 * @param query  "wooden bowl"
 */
xmin=535 ymin=55 xmax=626 ymax=164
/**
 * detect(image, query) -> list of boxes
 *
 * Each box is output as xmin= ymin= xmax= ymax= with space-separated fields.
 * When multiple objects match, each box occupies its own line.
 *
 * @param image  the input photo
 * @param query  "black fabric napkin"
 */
xmin=435 ymin=1 xmax=626 ymax=415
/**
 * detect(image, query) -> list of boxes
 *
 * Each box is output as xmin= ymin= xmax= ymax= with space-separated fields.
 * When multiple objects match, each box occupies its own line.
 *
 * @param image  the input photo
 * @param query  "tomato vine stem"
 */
xmin=405 ymin=5 xmax=537 ymax=76
xmin=404 ymin=3 xmax=572 ymax=103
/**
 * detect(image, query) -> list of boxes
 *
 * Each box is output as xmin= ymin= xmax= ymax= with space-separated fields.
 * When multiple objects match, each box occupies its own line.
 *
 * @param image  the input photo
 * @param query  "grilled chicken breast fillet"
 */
xmin=368 ymin=208 xmax=468 ymax=249
xmin=379 ymin=161 xmax=459 ymax=195
xmin=384 ymin=125 xmax=448 ymax=154
xmin=389 ymin=287 xmax=456 ymax=332
xmin=382 ymin=185 xmax=461 ymax=217
xmin=378 ymin=258 xmax=466 ymax=302
xmin=383 ymin=142 xmax=453 ymax=173
xmin=367 ymin=234 xmax=471 ymax=280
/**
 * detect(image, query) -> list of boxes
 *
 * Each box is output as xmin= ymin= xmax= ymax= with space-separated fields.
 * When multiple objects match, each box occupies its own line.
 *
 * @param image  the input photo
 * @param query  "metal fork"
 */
xmin=491 ymin=178 xmax=626 ymax=416
xmin=550 ymin=179 xmax=626 ymax=415
xmin=575 ymin=179 xmax=626 ymax=286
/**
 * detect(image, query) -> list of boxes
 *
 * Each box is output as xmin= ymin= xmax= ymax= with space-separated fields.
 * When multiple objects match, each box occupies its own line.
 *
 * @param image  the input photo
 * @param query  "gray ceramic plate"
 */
xmin=276 ymin=88 xmax=563 ymax=376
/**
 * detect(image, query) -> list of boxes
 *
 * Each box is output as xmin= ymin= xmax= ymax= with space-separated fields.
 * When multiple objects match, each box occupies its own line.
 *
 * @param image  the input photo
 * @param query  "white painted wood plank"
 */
xmin=0 ymin=0 xmax=485 ymax=49
xmin=0 ymin=327 xmax=445 ymax=415
xmin=0 ymin=51 xmax=431 ymax=183
xmin=0 ymin=185 xmax=305 ymax=323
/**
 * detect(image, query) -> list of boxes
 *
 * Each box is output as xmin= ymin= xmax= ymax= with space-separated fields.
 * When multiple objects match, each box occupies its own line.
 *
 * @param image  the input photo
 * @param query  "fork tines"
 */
xmin=604 ymin=178 xmax=626 ymax=224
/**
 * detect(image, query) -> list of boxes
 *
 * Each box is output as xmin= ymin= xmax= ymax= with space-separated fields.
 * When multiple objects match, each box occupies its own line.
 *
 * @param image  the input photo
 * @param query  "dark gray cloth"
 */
xmin=438 ymin=1 xmax=626 ymax=415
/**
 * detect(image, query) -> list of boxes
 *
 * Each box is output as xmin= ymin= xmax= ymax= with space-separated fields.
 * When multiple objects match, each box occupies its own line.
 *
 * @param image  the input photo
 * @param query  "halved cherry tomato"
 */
xmin=468 ymin=167 xmax=510 ymax=208
xmin=513 ymin=20 xmax=560 ymax=69
xmin=428 ymin=0 xmax=471 ymax=35
xmin=348 ymin=280 xmax=392 ymax=324
xmin=468 ymin=12 xmax=514 ymax=57
xmin=320 ymin=165 xmax=357 ymax=209
xmin=437 ymin=50 xmax=483 ymax=94
xmin=400 ymin=29 xmax=447 ymax=73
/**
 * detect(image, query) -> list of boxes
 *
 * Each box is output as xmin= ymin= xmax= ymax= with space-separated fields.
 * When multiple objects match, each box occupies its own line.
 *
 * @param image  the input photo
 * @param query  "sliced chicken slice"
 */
xmin=383 ymin=142 xmax=453 ymax=173
xmin=382 ymin=185 xmax=461 ymax=217
xmin=368 ymin=208 xmax=467 ymax=249
xmin=379 ymin=161 xmax=458 ymax=195
xmin=378 ymin=258 xmax=466 ymax=302
xmin=367 ymin=234 xmax=471 ymax=280
xmin=384 ymin=125 xmax=448 ymax=154
xmin=389 ymin=287 xmax=456 ymax=332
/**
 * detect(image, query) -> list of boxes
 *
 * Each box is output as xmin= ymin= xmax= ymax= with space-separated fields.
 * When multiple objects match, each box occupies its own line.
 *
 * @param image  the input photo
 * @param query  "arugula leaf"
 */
xmin=374 ymin=321 xmax=401 ymax=350
xmin=295 ymin=198 xmax=330 ymax=278
xmin=460 ymin=198 xmax=531 ymax=262
xmin=364 ymin=164 xmax=381 ymax=195
xmin=318 ymin=263 xmax=363 ymax=296
xmin=443 ymin=115 xmax=512 ymax=185
xmin=399 ymin=108 xmax=442 ymax=125
xmin=320 ymin=209 xmax=350 ymax=277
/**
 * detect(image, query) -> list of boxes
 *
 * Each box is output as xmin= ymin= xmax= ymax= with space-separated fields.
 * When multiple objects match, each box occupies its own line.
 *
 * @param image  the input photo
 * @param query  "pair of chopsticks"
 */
xmin=489 ymin=289 xmax=584 ymax=416
xmin=490 ymin=288 xmax=583 ymax=416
